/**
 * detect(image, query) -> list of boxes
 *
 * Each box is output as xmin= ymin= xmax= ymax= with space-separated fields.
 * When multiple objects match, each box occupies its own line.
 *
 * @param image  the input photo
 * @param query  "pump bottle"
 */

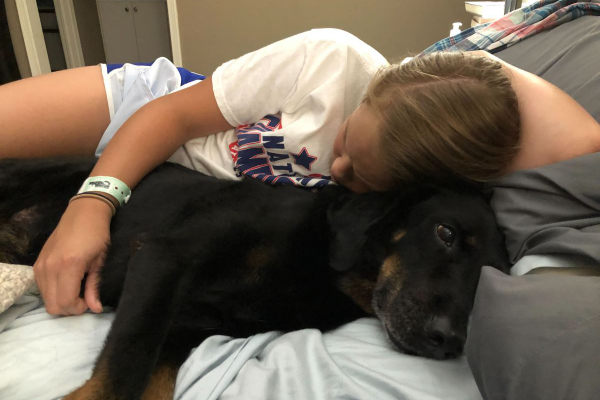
xmin=450 ymin=22 xmax=463 ymax=36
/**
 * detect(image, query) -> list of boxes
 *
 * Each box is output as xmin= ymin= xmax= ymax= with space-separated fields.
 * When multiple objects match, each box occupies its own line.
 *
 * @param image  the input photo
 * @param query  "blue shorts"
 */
xmin=97 ymin=57 xmax=205 ymax=156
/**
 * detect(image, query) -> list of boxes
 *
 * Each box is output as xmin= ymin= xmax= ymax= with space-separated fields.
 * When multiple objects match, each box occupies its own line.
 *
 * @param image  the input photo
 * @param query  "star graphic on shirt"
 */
xmin=291 ymin=147 xmax=317 ymax=171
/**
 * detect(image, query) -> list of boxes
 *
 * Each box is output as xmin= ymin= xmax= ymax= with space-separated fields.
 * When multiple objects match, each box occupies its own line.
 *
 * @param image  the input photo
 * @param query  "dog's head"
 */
xmin=328 ymin=185 xmax=509 ymax=360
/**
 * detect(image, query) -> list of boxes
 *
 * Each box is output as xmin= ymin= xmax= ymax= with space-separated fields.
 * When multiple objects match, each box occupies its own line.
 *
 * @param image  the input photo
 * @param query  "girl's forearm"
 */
xmin=89 ymin=77 xmax=232 ymax=190
xmin=90 ymin=96 xmax=188 ymax=189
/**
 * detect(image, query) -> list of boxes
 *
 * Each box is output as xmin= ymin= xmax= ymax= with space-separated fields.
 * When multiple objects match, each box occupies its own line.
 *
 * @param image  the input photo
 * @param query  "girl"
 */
xmin=1 ymin=29 xmax=598 ymax=316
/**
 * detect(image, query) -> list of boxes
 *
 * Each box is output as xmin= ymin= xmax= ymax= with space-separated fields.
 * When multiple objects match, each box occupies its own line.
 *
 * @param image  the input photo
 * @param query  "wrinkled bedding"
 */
xmin=0 ymin=299 xmax=482 ymax=400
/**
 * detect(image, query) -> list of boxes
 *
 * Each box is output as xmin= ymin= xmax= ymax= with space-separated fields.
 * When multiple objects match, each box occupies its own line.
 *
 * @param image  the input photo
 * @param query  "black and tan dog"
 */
xmin=0 ymin=158 xmax=509 ymax=400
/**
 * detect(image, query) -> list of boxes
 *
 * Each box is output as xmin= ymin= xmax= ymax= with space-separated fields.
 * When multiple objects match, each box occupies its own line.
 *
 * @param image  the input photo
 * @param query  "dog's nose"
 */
xmin=425 ymin=316 xmax=464 ymax=359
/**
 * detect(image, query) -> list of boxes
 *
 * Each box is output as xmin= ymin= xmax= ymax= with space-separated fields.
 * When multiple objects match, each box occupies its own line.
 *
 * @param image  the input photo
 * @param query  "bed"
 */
xmin=0 ymin=264 xmax=482 ymax=400
xmin=1 ymin=12 xmax=600 ymax=400
xmin=465 ymin=13 xmax=600 ymax=400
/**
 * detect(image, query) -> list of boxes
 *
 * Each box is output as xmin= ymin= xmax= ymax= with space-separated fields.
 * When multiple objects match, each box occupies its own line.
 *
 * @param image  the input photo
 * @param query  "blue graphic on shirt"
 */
xmin=290 ymin=147 xmax=317 ymax=170
xmin=232 ymin=114 xmax=333 ymax=188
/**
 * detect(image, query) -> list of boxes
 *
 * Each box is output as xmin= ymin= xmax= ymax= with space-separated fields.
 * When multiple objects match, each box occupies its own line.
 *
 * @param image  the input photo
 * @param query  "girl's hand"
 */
xmin=33 ymin=198 xmax=112 ymax=315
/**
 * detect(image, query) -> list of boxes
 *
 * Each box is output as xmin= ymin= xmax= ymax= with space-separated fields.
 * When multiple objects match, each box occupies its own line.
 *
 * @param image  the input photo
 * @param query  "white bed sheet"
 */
xmin=0 ymin=297 xmax=482 ymax=400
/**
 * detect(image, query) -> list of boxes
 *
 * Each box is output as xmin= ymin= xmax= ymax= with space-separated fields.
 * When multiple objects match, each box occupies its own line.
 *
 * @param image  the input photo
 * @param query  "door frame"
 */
xmin=17 ymin=0 xmax=183 ymax=76
xmin=166 ymin=0 xmax=182 ymax=66
xmin=53 ymin=0 xmax=85 ymax=69
xmin=15 ymin=0 xmax=50 ymax=76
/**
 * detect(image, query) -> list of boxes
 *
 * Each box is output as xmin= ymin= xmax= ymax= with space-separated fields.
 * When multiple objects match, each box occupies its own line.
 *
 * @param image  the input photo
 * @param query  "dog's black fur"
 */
xmin=0 ymin=158 xmax=509 ymax=400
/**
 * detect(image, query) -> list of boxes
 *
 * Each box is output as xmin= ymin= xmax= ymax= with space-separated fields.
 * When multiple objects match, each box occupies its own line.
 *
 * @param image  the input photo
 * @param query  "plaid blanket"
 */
xmin=421 ymin=0 xmax=600 ymax=54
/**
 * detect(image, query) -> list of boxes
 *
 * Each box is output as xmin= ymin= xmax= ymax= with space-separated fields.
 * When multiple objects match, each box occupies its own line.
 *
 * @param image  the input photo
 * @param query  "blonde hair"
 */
xmin=364 ymin=51 xmax=521 ymax=185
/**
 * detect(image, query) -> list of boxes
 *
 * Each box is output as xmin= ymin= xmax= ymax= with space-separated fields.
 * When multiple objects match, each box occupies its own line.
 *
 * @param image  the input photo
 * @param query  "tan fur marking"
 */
xmin=465 ymin=235 xmax=477 ymax=247
xmin=339 ymin=274 xmax=376 ymax=314
xmin=63 ymin=354 xmax=115 ymax=400
xmin=392 ymin=230 xmax=406 ymax=242
xmin=246 ymin=246 xmax=273 ymax=268
xmin=378 ymin=254 xmax=401 ymax=282
xmin=141 ymin=364 xmax=179 ymax=400
xmin=130 ymin=236 xmax=145 ymax=257
xmin=377 ymin=255 xmax=404 ymax=300
xmin=245 ymin=246 xmax=276 ymax=283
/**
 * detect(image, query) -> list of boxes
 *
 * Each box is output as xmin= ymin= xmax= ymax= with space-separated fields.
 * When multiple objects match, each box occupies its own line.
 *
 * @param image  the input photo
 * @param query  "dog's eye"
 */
xmin=436 ymin=224 xmax=455 ymax=247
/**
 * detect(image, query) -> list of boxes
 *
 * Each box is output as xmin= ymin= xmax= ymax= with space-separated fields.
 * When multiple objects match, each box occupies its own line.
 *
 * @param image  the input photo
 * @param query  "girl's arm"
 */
xmin=90 ymin=77 xmax=233 ymax=187
xmin=471 ymin=51 xmax=600 ymax=173
xmin=35 ymin=77 xmax=234 ymax=316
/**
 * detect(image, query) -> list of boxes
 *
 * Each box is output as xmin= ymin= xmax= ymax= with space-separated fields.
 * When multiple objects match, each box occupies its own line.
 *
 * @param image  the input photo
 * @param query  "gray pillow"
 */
xmin=466 ymin=267 xmax=600 ymax=400
xmin=466 ymin=15 xmax=600 ymax=400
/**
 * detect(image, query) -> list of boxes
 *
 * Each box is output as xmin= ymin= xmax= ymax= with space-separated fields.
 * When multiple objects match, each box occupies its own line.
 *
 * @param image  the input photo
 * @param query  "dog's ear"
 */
xmin=327 ymin=186 xmax=439 ymax=271
xmin=327 ymin=185 xmax=444 ymax=271
xmin=327 ymin=193 xmax=378 ymax=271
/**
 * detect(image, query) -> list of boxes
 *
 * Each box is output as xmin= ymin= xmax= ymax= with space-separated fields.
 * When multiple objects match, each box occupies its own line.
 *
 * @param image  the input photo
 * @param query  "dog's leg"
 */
xmin=139 ymin=362 xmax=179 ymax=400
xmin=140 ymin=306 xmax=229 ymax=400
xmin=64 ymin=239 xmax=187 ymax=400
xmin=135 ymin=332 xmax=190 ymax=400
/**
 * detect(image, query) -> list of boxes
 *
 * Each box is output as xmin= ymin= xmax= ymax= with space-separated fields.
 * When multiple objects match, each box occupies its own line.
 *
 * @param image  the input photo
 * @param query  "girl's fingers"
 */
xmin=32 ymin=260 xmax=46 ymax=304
xmin=32 ymin=198 xmax=111 ymax=315
xmin=85 ymin=260 xmax=104 ymax=313
xmin=41 ymin=264 xmax=61 ymax=314
xmin=56 ymin=265 xmax=88 ymax=315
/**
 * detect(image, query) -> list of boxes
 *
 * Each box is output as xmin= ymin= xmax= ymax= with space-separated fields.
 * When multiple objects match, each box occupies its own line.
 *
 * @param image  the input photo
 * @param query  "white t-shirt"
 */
xmin=168 ymin=29 xmax=388 ymax=188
